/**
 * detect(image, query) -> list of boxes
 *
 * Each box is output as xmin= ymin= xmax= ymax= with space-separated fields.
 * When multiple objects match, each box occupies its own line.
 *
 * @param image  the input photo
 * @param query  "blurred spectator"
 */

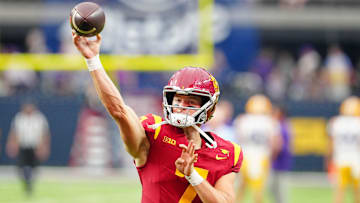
xmin=2 ymin=29 xmax=46 ymax=95
xmin=58 ymin=19 xmax=78 ymax=54
xmin=267 ymin=67 xmax=288 ymax=101
xmin=26 ymin=28 xmax=48 ymax=53
xmin=279 ymin=0 xmax=309 ymax=8
xmin=297 ymin=45 xmax=320 ymax=83
xmin=40 ymin=71 xmax=89 ymax=96
xmin=323 ymin=44 xmax=353 ymax=102
xmin=231 ymin=72 xmax=263 ymax=98
xmin=6 ymin=100 xmax=51 ymax=196
xmin=41 ymin=72 xmax=69 ymax=95
xmin=211 ymin=49 xmax=232 ymax=85
xmin=209 ymin=48 xmax=238 ymax=97
xmin=0 ymin=72 xmax=10 ymax=96
xmin=250 ymin=48 xmax=276 ymax=87
xmin=276 ymin=50 xmax=295 ymax=85
xmin=271 ymin=105 xmax=292 ymax=203
xmin=116 ymin=70 xmax=140 ymax=93
xmin=203 ymin=100 xmax=237 ymax=142
xmin=353 ymin=60 xmax=360 ymax=95
xmin=137 ymin=72 xmax=170 ymax=94
xmin=234 ymin=94 xmax=281 ymax=203
xmin=39 ymin=21 xmax=88 ymax=96
xmin=266 ymin=50 xmax=295 ymax=101
xmin=326 ymin=96 xmax=360 ymax=203
xmin=288 ymin=45 xmax=321 ymax=101
xmin=3 ymin=68 xmax=37 ymax=95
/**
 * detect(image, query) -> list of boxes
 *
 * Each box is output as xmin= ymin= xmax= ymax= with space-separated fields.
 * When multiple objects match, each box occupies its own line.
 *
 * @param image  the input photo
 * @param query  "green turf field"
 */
xmin=0 ymin=179 xmax=141 ymax=203
xmin=242 ymin=186 xmax=354 ymax=203
xmin=0 ymin=178 xmax=355 ymax=203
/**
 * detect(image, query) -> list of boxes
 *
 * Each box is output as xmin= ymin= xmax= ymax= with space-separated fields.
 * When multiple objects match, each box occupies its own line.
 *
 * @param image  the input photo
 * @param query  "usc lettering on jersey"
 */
xmin=137 ymin=114 xmax=243 ymax=203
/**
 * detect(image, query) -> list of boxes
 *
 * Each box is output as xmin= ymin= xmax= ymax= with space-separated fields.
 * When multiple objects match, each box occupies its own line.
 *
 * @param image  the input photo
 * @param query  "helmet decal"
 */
xmin=210 ymin=74 xmax=219 ymax=93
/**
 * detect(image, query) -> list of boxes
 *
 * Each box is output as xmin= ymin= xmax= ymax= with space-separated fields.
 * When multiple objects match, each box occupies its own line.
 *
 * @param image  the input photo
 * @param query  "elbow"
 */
xmin=219 ymin=196 xmax=234 ymax=203
xmin=228 ymin=197 xmax=235 ymax=203
xmin=218 ymin=192 xmax=235 ymax=203
xmin=218 ymin=197 xmax=234 ymax=203
xmin=202 ymin=192 xmax=233 ymax=203
xmin=208 ymin=198 xmax=232 ymax=203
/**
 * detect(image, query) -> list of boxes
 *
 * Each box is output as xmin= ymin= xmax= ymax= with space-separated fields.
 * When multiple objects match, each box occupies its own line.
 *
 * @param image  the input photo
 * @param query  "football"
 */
xmin=70 ymin=2 xmax=105 ymax=37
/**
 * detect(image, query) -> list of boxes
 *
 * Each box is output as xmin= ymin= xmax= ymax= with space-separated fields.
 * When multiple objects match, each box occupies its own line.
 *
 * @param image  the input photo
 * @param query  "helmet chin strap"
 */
xmin=148 ymin=121 xmax=168 ymax=130
xmin=192 ymin=125 xmax=217 ymax=149
xmin=148 ymin=121 xmax=217 ymax=149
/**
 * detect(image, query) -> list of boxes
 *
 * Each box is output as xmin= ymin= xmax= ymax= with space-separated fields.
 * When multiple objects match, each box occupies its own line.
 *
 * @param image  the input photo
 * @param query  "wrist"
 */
xmin=85 ymin=54 xmax=103 ymax=71
xmin=185 ymin=169 xmax=204 ymax=186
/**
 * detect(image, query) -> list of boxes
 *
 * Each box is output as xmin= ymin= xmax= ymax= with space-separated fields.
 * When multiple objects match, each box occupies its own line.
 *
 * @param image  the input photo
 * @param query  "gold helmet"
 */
xmin=245 ymin=94 xmax=272 ymax=114
xmin=340 ymin=96 xmax=360 ymax=116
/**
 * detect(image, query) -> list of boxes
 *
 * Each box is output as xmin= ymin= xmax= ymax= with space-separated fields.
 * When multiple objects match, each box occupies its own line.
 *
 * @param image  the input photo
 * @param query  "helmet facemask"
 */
xmin=163 ymin=86 xmax=218 ymax=128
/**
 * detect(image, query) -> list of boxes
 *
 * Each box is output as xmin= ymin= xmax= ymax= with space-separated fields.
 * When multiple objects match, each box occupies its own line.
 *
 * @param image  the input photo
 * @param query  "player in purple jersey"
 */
xmin=271 ymin=105 xmax=292 ymax=203
xmin=72 ymin=31 xmax=243 ymax=203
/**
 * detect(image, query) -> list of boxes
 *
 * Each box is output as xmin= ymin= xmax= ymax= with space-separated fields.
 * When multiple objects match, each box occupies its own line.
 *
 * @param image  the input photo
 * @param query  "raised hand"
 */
xmin=175 ymin=141 xmax=198 ymax=176
xmin=72 ymin=30 xmax=101 ymax=59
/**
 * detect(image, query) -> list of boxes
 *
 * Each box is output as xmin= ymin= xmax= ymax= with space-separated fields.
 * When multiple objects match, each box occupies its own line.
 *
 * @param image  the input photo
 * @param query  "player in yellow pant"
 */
xmin=327 ymin=96 xmax=360 ymax=203
xmin=334 ymin=166 xmax=360 ymax=203
xmin=234 ymin=95 xmax=281 ymax=203
xmin=237 ymin=159 xmax=270 ymax=203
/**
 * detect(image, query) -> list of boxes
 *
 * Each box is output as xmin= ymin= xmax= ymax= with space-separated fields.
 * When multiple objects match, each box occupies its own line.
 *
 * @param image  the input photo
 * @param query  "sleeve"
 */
xmin=230 ymin=142 xmax=243 ymax=173
xmin=220 ymin=141 xmax=244 ymax=176
xmin=139 ymin=113 xmax=163 ymax=145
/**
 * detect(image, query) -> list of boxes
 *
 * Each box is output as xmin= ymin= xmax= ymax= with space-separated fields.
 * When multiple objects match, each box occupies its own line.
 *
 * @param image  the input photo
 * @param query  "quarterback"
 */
xmin=72 ymin=32 xmax=243 ymax=203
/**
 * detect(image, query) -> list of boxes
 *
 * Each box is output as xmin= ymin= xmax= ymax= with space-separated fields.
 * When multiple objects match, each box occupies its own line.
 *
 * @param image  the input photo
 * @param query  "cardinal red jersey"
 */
xmin=137 ymin=114 xmax=243 ymax=203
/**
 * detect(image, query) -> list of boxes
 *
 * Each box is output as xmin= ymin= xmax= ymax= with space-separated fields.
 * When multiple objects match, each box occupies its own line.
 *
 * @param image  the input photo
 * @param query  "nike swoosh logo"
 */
xmin=216 ymin=155 xmax=228 ymax=160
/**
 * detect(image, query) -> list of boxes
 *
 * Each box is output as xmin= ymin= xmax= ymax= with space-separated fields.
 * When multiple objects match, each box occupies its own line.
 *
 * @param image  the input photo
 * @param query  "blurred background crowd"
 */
xmin=1 ymin=0 xmax=360 ymax=102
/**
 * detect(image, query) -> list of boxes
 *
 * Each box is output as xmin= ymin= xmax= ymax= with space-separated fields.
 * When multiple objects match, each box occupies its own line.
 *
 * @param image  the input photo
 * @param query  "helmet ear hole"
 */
xmin=207 ymin=105 xmax=216 ymax=121
xmin=166 ymin=92 xmax=176 ymax=105
xmin=201 ymin=97 xmax=210 ymax=106
xmin=194 ymin=111 xmax=207 ymax=124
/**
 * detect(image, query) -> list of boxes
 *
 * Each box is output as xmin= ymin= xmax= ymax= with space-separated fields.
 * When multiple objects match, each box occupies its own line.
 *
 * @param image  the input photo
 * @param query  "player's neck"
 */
xmin=183 ymin=127 xmax=202 ymax=149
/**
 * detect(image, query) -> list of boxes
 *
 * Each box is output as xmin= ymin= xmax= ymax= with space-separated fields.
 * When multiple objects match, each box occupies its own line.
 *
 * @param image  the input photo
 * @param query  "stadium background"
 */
xmin=0 ymin=0 xmax=359 ymax=202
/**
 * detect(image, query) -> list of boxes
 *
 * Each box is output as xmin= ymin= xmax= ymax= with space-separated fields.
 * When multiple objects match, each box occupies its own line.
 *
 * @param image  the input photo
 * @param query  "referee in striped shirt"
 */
xmin=6 ymin=101 xmax=50 ymax=195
